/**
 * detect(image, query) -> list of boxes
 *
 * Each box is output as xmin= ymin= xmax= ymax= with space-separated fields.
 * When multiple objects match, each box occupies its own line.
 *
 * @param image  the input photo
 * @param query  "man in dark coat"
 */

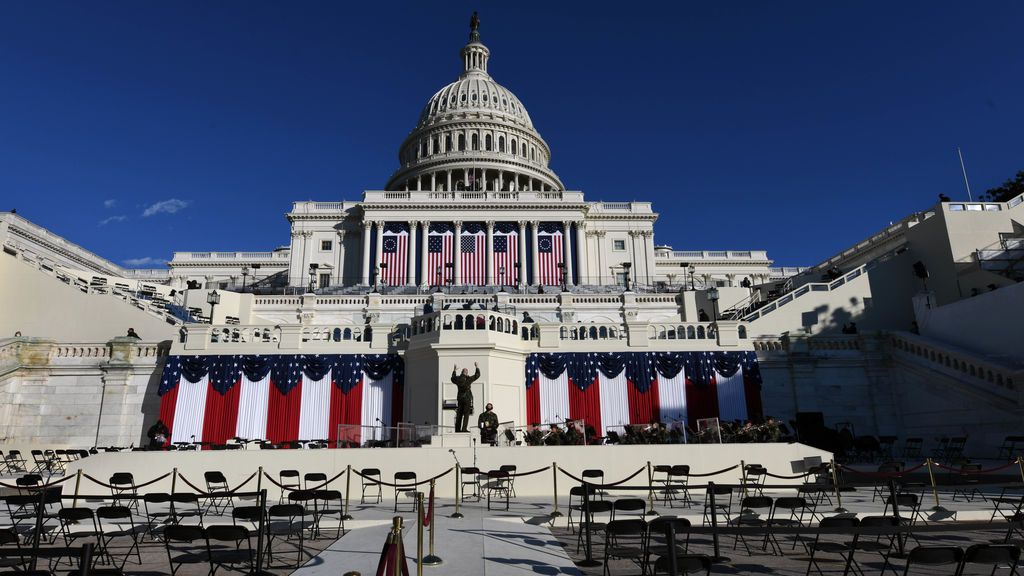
xmin=451 ymin=363 xmax=480 ymax=433
xmin=147 ymin=419 xmax=169 ymax=450
xmin=478 ymin=403 xmax=498 ymax=445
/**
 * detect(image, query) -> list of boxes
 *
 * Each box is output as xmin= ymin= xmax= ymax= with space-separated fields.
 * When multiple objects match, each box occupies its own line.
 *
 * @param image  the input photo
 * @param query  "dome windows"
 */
xmin=485 ymin=134 xmax=492 ymax=151
xmin=458 ymin=134 xmax=466 ymax=151
xmin=498 ymin=136 xmax=505 ymax=153
xmin=444 ymin=134 xmax=452 ymax=152
xmin=510 ymin=138 xmax=517 ymax=155
xmin=460 ymin=93 xmax=467 ymax=102
xmin=483 ymin=93 xmax=488 ymax=102
xmin=471 ymin=133 xmax=479 ymax=151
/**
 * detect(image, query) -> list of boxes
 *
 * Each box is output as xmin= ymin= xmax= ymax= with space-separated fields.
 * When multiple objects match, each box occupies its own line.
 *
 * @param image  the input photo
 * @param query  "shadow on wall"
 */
xmin=138 ymin=356 xmax=168 ymax=446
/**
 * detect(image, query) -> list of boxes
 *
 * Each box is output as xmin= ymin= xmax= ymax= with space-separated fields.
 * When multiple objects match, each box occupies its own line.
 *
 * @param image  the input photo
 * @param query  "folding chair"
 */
xmin=901 ymin=438 xmax=923 ymax=459
xmin=872 ymin=462 xmax=903 ymax=502
xmin=29 ymin=451 xmax=52 ymax=475
xmin=360 ymin=468 xmax=383 ymax=504
xmin=702 ymin=485 xmax=732 ymax=527
xmin=304 ymin=472 xmax=328 ymax=490
xmin=16 ymin=474 xmax=43 ymax=494
xmin=5 ymin=450 xmax=27 ymax=473
xmin=733 ymin=496 xmax=773 ymax=554
xmin=805 ymin=516 xmax=858 ymax=576
xmin=278 ymin=470 xmax=301 ymax=504
xmin=55 ymin=508 xmax=101 ymax=569
xmin=990 ymin=486 xmax=1024 ymax=524
xmin=170 ymin=493 xmax=204 ymax=527
xmin=582 ymin=469 xmax=605 ymax=500
xmin=666 ymin=465 xmax=693 ymax=508
xmin=485 ymin=470 xmax=512 ymax=512
xmin=108 ymin=473 xmax=139 ymax=512
xmin=314 ymin=489 xmax=344 ymax=539
xmin=43 ymin=451 xmax=64 ymax=474
xmin=393 ymin=472 xmax=417 ymax=512
xmin=961 ymin=543 xmax=1020 ymax=576
xmin=142 ymin=493 xmax=174 ymax=541
xmin=206 ymin=524 xmax=254 ymax=575
xmin=883 ymin=493 xmax=923 ymax=546
xmin=650 ymin=554 xmax=711 ymax=576
xmin=287 ymin=490 xmax=319 ymax=539
xmin=231 ymin=505 xmax=265 ymax=534
xmin=576 ymin=499 xmax=613 ymax=554
xmin=567 ymin=485 xmax=596 ymax=534
xmin=612 ymin=497 xmax=647 ymax=520
xmin=203 ymin=471 xmax=231 ymax=515
xmin=266 ymin=503 xmax=306 ymax=568
xmin=901 ymin=545 xmax=962 ymax=575
xmin=766 ymin=496 xmax=807 ymax=552
xmin=740 ymin=464 xmax=767 ymax=497
xmin=95 ymin=505 xmax=142 ymax=570
xmin=499 ymin=465 xmax=518 ymax=497
xmin=602 ymin=519 xmax=646 ymax=576
xmin=951 ymin=463 xmax=986 ymax=503
xmin=645 ymin=515 xmax=691 ymax=574
xmin=0 ymin=527 xmax=27 ymax=570
xmin=163 ymin=525 xmax=207 ymax=576
xmin=459 ymin=467 xmax=482 ymax=501
xmin=847 ymin=515 xmax=900 ymax=576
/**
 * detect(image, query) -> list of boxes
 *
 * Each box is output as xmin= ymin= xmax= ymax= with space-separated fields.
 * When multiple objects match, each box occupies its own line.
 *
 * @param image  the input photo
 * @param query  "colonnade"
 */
xmin=400 ymin=167 xmax=556 ymax=194
xmin=359 ymin=220 xmax=586 ymax=287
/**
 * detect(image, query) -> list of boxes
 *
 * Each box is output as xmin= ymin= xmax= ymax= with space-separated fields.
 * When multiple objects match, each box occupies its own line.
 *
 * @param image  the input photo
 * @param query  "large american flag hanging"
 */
xmin=460 ymin=223 xmax=486 ymax=286
xmin=380 ymin=223 xmax=408 ymax=286
xmin=427 ymin=224 xmax=453 ymax=286
xmin=536 ymin=226 xmax=564 ymax=285
xmin=491 ymin=226 xmax=516 ymax=284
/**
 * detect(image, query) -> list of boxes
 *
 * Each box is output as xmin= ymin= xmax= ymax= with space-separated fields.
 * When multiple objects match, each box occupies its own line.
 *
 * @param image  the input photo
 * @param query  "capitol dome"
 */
xmin=385 ymin=14 xmax=564 ymax=192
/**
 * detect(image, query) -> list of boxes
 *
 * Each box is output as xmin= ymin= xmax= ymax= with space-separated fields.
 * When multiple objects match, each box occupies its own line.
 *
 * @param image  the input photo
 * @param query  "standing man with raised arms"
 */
xmin=451 ymin=362 xmax=480 ymax=433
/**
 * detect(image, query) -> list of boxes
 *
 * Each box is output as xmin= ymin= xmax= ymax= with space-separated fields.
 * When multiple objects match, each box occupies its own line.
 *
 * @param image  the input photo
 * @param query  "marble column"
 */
xmin=361 ymin=222 xmax=372 ymax=285
xmin=406 ymin=221 xmax=418 ymax=286
xmin=453 ymin=220 xmax=463 ymax=286
xmin=562 ymin=220 xmax=574 ymax=287
xmin=530 ymin=221 xmax=540 ymax=285
xmin=374 ymin=221 xmax=384 ymax=285
xmin=485 ymin=220 xmax=495 ymax=285
xmin=575 ymin=222 xmax=587 ymax=285
xmin=420 ymin=220 xmax=432 ymax=287
xmin=517 ymin=220 xmax=527 ymax=287
xmin=335 ymin=230 xmax=346 ymax=285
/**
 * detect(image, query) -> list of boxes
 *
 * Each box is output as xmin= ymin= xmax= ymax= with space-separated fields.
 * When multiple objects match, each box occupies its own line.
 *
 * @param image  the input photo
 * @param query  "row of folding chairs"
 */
xmin=584 ymin=513 xmax=709 ymax=576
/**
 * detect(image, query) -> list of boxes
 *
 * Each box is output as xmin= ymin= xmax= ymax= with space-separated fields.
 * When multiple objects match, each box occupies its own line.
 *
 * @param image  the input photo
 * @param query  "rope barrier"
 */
xmin=682 ymin=464 xmax=741 ymax=478
xmin=761 ymin=469 xmax=816 ymax=480
xmin=175 ymin=470 xmax=258 ymax=496
xmin=423 ymin=484 xmax=434 ymax=528
xmin=259 ymin=469 xmax=347 ymax=492
xmin=80 ymin=471 xmax=172 ymax=490
xmin=507 ymin=465 xmax=550 ymax=478
xmin=558 ymin=466 xmax=647 ymax=488
xmin=933 ymin=460 xmax=1021 ymax=475
xmin=352 ymin=467 xmax=454 ymax=488
xmin=0 ymin=474 xmax=76 ymax=490
xmin=837 ymin=462 xmax=927 ymax=477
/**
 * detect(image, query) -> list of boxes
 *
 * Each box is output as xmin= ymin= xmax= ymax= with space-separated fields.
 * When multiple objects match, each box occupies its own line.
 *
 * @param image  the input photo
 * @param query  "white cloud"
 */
xmin=123 ymin=256 xmax=166 ymax=267
xmin=103 ymin=199 xmax=117 ymax=209
xmin=142 ymin=199 xmax=189 ymax=217
xmin=98 ymin=215 xmax=127 ymax=226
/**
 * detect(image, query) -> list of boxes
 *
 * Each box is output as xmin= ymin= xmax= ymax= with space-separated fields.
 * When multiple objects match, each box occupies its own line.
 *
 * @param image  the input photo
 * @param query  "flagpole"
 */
xmin=957 ymin=147 xmax=973 ymax=201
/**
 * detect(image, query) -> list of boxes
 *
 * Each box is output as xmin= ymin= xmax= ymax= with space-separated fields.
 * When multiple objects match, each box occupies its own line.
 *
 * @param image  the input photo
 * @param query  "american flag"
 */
xmin=460 ymin=231 xmax=486 ymax=285
xmin=536 ymin=232 xmax=564 ymax=285
xmin=493 ymin=232 xmax=519 ymax=285
xmin=427 ymin=230 xmax=453 ymax=286
xmin=381 ymin=230 xmax=408 ymax=286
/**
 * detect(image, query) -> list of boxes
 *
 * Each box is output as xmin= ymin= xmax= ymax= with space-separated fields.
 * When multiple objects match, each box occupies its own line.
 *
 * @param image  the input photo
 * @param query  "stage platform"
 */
xmin=65 ymin=442 xmax=833 ymax=501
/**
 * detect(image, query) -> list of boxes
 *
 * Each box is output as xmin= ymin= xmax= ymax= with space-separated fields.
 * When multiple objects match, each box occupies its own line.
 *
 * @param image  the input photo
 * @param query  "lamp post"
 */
xmin=556 ymin=262 xmax=566 ymax=292
xmin=621 ymin=262 xmax=632 ymax=291
xmin=206 ymin=290 xmax=220 ymax=324
xmin=377 ymin=263 xmax=387 ymax=292
xmin=435 ymin=265 xmax=442 ymax=291
xmin=498 ymin=265 xmax=505 ymax=288
xmin=308 ymin=263 xmax=319 ymax=294
xmin=251 ymin=263 xmax=261 ymax=290
xmin=688 ymin=264 xmax=696 ymax=290
xmin=241 ymin=266 xmax=249 ymax=292
xmin=445 ymin=262 xmax=454 ymax=292
xmin=707 ymin=286 xmax=720 ymax=321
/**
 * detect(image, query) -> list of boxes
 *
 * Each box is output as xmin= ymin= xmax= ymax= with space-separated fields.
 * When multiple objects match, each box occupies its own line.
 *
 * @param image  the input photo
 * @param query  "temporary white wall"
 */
xmin=915 ymin=282 xmax=1024 ymax=363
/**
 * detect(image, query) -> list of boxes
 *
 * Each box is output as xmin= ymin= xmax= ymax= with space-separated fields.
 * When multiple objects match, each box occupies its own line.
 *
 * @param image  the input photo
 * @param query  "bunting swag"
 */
xmin=525 ymin=351 xmax=763 ymax=431
xmin=157 ymin=354 xmax=404 ymax=447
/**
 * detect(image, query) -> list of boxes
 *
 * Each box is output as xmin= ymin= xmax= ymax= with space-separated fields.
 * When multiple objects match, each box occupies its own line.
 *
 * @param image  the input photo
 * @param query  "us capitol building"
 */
xmin=1 ymin=17 xmax=1022 ymax=453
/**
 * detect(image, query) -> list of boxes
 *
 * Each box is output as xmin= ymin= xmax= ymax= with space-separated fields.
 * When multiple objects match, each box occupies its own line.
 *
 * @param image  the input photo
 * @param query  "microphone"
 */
xmin=448 ymin=449 xmax=456 ymax=454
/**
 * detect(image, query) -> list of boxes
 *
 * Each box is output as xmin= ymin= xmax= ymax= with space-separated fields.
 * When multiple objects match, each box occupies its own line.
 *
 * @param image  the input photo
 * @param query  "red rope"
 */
xmin=423 ymin=484 xmax=435 ymax=528
xmin=933 ymin=461 xmax=1021 ymax=475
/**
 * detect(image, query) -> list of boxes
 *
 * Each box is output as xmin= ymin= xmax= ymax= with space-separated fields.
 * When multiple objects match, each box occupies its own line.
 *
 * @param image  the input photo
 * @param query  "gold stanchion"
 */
xmin=645 ymin=461 xmax=657 ymax=516
xmin=423 ymin=479 xmax=442 ymax=566
xmin=392 ymin=516 xmax=404 ymax=576
xmin=830 ymin=459 xmax=847 ymax=512
xmin=550 ymin=462 xmax=562 ymax=518
xmin=343 ymin=464 xmax=354 ymax=520
xmin=451 ymin=464 xmax=463 ymax=519
xmin=72 ymin=469 xmax=82 ymax=507
xmin=416 ymin=493 xmax=424 ymax=576
xmin=171 ymin=467 xmax=178 ymax=493
xmin=926 ymin=458 xmax=941 ymax=510
xmin=256 ymin=466 xmax=263 ymax=499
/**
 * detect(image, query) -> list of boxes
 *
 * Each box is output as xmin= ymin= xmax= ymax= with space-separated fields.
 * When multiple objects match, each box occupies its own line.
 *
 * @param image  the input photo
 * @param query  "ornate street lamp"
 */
xmin=707 ymin=286 xmax=720 ymax=321
xmin=241 ymin=266 xmax=249 ymax=292
xmin=377 ymin=262 xmax=387 ymax=293
xmin=621 ymin=262 xmax=632 ymax=291
xmin=308 ymin=263 xmax=319 ymax=294
xmin=557 ymin=262 xmax=566 ymax=291
xmin=206 ymin=290 xmax=220 ymax=324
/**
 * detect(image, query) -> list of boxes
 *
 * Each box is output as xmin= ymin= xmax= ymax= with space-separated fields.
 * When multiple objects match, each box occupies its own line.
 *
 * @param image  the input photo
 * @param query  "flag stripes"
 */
xmin=537 ymin=232 xmax=564 ymax=285
xmin=427 ymin=232 xmax=453 ymax=286
xmin=460 ymin=231 xmax=486 ymax=286
xmin=381 ymin=232 xmax=408 ymax=286
xmin=493 ymin=232 xmax=519 ymax=285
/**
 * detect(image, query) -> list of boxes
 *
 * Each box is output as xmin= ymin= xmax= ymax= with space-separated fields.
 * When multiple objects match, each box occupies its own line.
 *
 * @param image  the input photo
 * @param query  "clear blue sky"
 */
xmin=2 ymin=2 xmax=1022 ymax=268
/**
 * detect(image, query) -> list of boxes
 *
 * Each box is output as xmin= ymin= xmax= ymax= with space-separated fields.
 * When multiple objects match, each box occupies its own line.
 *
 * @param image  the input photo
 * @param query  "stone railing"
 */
xmin=742 ymin=263 xmax=869 ymax=322
xmin=359 ymin=190 xmax=586 ymax=204
xmin=654 ymin=250 xmax=770 ymax=261
xmin=0 ymin=337 xmax=170 ymax=374
xmin=806 ymin=209 xmax=936 ymax=274
xmin=178 ymin=324 xmax=382 ymax=353
xmin=646 ymin=322 xmax=722 ymax=341
xmin=289 ymin=201 xmax=347 ymax=213
xmin=768 ymin=267 xmax=808 ymax=279
xmin=889 ymin=331 xmax=1024 ymax=403
xmin=171 ymin=251 xmax=290 ymax=263
xmin=588 ymin=201 xmax=655 ymax=214
xmin=409 ymin=311 xmax=521 ymax=339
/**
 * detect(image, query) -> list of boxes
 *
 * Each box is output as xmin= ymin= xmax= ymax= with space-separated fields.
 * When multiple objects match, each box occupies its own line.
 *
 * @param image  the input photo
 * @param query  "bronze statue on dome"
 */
xmin=469 ymin=12 xmax=481 ymax=41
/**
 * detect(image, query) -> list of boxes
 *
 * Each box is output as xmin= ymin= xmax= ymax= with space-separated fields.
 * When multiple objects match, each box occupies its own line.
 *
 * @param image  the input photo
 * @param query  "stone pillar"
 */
xmin=420 ymin=221 xmax=431 ymax=287
xmin=562 ymin=221 xmax=574 ymax=287
xmin=485 ymin=220 xmax=495 ymax=285
xmin=407 ymin=221 xmax=418 ymax=286
xmin=361 ymin=221 xmax=372 ymax=285
xmin=446 ymin=171 xmax=452 ymax=192
xmin=530 ymin=222 xmax=540 ymax=285
xmin=374 ymin=222 xmax=384 ymax=286
xmin=576 ymin=222 xmax=587 ymax=285
xmin=335 ymin=230 xmax=346 ymax=286
xmin=517 ymin=220 xmax=527 ymax=287
xmin=453 ymin=220 xmax=463 ymax=286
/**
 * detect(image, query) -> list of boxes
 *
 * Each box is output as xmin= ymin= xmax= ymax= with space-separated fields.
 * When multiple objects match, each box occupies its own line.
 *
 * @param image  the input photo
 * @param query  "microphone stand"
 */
xmin=472 ymin=438 xmax=477 ymax=469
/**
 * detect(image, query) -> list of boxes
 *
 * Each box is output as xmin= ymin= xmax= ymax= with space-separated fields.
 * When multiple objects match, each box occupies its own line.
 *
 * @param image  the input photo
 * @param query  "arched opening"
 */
xmin=498 ymin=135 xmax=505 ymax=152
xmin=444 ymin=134 xmax=452 ymax=152
xmin=521 ymin=143 xmax=527 ymax=156
xmin=458 ymin=134 xmax=466 ymax=151
xmin=485 ymin=134 xmax=492 ymax=151
xmin=471 ymin=133 xmax=479 ymax=151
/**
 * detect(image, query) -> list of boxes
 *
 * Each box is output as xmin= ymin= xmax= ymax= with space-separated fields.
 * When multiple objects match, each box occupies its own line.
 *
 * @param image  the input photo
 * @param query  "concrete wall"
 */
xmin=914 ymin=280 xmax=1024 ymax=363
xmin=0 ymin=254 xmax=177 ymax=341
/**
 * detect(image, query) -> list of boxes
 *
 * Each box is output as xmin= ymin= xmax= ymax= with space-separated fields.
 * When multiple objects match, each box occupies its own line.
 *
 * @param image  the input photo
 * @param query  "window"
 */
xmin=485 ymin=134 xmax=492 ymax=151
xmin=471 ymin=133 xmax=479 ymax=150
xmin=498 ymin=136 xmax=505 ymax=152
xmin=319 ymin=273 xmax=330 ymax=289
xmin=321 ymin=240 xmax=333 ymax=251
xmin=615 ymin=272 xmax=627 ymax=286
xmin=458 ymin=134 xmax=466 ymax=151
xmin=613 ymin=239 xmax=626 ymax=251
xmin=510 ymin=138 xmax=517 ymax=155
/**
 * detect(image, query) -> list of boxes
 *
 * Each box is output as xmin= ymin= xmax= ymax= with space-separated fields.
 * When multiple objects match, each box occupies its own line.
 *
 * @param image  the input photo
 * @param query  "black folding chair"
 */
xmin=205 ymin=524 xmax=254 ymax=576
xmin=603 ymin=519 xmax=646 ymax=576
xmin=499 ymin=465 xmax=518 ymax=497
xmin=848 ymin=515 xmax=900 ymax=576
xmin=650 ymin=554 xmax=711 ymax=575
xmin=287 ymin=490 xmax=319 ymax=539
xmin=576 ymin=499 xmax=613 ymax=554
xmin=393 ymin=472 xmax=417 ymax=512
xmin=95 ymin=505 xmax=142 ymax=570
xmin=961 ymin=543 xmax=1020 ymax=576
xmin=872 ymin=462 xmax=904 ymax=502
xmin=951 ymin=463 xmax=986 ymax=503
xmin=901 ymin=545 xmax=962 ymax=575
xmin=990 ymin=486 xmax=1024 ymax=524
xmin=666 ymin=465 xmax=693 ymax=508
xmin=5 ymin=450 xmax=27 ymax=473
xmin=142 ymin=493 xmax=174 ymax=541
xmin=767 ymin=496 xmax=807 ymax=552
xmin=108 ymin=473 xmax=138 ymax=512
xmin=883 ymin=493 xmax=923 ymax=546
xmin=55 ymin=508 xmax=101 ymax=569
xmin=304 ymin=472 xmax=328 ymax=490
xmin=645 ymin=516 xmax=691 ymax=575
xmin=702 ymin=485 xmax=732 ymax=526
xmin=460 ymin=467 xmax=482 ymax=501
xmin=805 ymin=516 xmax=858 ymax=576
xmin=278 ymin=470 xmax=300 ymax=504
xmin=612 ymin=497 xmax=647 ymax=520
xmin=733 ymin=496 xmax=773 ymax=554
xmin=0 ymin=527 xmax=26 ymax=570
xmin=486 ymin=470 xmax=512 ymax=512
xmin=163 ymin=525 xmax=207 ymax=576
xmin=170 ymin=493 xmax=204 ymax=527
xmin=582 ymin=469 xmax=605 ymax=499
xmin=266 ymin=503 xmax=305 ymax=569
xmin=360 ymin=468 xmax=383 ymax=504
xmin=314 ymin=489 xmax=345 ymax=539
xmin=203 ymin=471 xmax=231 ymax=515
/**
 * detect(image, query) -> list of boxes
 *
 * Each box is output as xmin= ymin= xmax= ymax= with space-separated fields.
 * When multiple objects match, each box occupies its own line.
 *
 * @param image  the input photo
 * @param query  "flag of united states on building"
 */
xmin=381 ymin=224 xmax=408 ymax=286
xmin=460 ymin=227 xmax=486 ymax=285
xmin=427 ymin=226 xmax=453 ymax=286
xmin=537 ymin=230 xmax=564 ymax=285
xmin=493 ymin=231 xmax=519 ymax=285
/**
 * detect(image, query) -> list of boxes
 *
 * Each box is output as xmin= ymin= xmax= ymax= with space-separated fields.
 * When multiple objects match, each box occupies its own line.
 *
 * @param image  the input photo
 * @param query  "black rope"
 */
xmin=351 ymin=467 xmax=454 ymax=488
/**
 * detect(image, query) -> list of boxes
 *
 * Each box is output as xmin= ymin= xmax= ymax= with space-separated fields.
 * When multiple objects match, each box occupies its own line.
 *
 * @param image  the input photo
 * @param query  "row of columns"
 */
xmin=403 ymin=168 xmax=554 ymax=193
xmin=359 ymin=220 xmax=582 ymax=286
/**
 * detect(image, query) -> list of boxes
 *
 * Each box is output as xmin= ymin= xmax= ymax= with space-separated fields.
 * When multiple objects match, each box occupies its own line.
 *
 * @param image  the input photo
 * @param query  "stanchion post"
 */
xmin=171 ymin=467 xmax=178 ymax=494
xmin=740 ymin=459 xmax=747 ymax=497
xmin=256 ymin=466 xmax=263 ymax=500
xmin=72 ymin=469 xmax=82 ymax=507
xmin=830 ymin=459 xmax=846 ymax=513
xmin=423 ymin=479 xmax=442 ymax=566
xmin=645 ymin=461 xmax=657 ymax=516
xmin=451 ymin=464 xmax=463 ymax=519
xmin=926 ymin=458 xmax=941 ymax=510
xmin=392 ymin=516 xmax=404 ymax=576
xmin=343 ymin=464 xmax=354 ymax=520
xmin=416 ymin=492 xmax=424 ymax=576
xmin=577 ymin=481 xmax=601 ymax=568
xmin=550 ymin=462 xmax=562 ymax=518
xmin=708 ymin=481 xmax=729 ymax=562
